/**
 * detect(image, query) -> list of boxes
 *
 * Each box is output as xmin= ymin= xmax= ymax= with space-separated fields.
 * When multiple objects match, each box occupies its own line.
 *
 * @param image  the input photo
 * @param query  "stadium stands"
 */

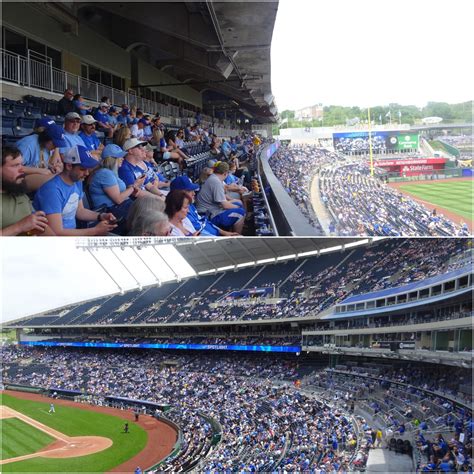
xmin=2 ymin=346 xmax=472 ymax=472
xmin=11 ymin=238 xmax=469 ymax=327
xmin=268 ymin=144 xmax=470 ymax=237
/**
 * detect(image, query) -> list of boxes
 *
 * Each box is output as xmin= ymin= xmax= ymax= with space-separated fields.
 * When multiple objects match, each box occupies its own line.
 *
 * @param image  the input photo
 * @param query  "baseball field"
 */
xmin=390 ymin=178 xmax=473 ymax=227
xmin=0 ymin=390 xmax=177 ymax=473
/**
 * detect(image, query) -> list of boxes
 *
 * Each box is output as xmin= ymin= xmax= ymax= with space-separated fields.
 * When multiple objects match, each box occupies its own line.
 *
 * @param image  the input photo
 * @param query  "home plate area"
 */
xmin=0 ymin=405 xmax=112 ymax=465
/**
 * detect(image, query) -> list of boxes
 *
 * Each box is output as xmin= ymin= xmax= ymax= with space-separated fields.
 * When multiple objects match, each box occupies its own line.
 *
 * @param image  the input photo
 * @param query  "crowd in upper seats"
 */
xmin=307 ymin=367 xmax=473 ymax=473
xmin=2 ymin=346 xmax=360 ymax=472
xmin=15 ymin=238 xmax=469 ymax=327
xmin=1 ymin=91 xmax=264 ymax=236
xmin=268 ymin=143 xmax=469 ymax=237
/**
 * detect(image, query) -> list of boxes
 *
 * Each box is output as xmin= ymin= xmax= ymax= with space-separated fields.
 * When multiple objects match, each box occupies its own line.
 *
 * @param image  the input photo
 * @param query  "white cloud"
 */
xmin=271 ymin=0 xmax=474 ymax=110
xmin=0 ymin=239 xmax=194 ymax=323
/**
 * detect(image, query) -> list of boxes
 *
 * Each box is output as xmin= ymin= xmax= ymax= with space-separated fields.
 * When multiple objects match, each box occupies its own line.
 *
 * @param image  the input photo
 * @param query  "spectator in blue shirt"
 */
xmin=93 ymin=102 xmax=114 ymax=138
xmin=33 ymin=145 xmax=117 ymax=236
xmin=17 ymin=123 xmax=66 ymax=191
xmin=79 ymin=115 xmax=103 ymax=159
xmin=108 ymin=107 xmax=119 ymax=128
xmin=73 ymin=94 xmax=91 ymax=115
xmin=89 ymin=144 xmax=145 ymax=232
xmin=170 ymin=175 xmax=238 ymax=237
xmin=118 ymin=138 xmax=165 ymax=202
xmin=61 ymin=112 xmax=86 ymax=154
xmin=117 ymin=104 xmax=132 ymax=126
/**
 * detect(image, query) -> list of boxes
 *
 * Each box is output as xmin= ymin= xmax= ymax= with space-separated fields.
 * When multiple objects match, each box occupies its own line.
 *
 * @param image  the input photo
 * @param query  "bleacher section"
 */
xmin=10 ymin=239 xmax=470 ymax=327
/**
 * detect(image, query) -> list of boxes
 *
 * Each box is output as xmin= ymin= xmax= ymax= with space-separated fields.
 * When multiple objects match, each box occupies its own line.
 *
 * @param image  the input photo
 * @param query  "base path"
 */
xmin=388 ymin=177 xmax=473 ymax=231
xmin=2 ymin=390 xmax=178 ymax=472
xmin=0 ymin=405 xmax=112 ymax=465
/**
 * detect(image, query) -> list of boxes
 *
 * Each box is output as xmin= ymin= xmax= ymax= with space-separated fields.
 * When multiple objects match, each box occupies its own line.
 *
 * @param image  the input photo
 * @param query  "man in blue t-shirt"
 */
xmin=60 ymin=112 xmax=85 ymax=155
xmin=79 ymin=115 xmax=103 ymax=159
xmin=170 ymin=175 xmax=238 ymax=236
xmin=33 ymin=145 xmax=117 ymax=236
xmin=93 ymin=102 xmax=114 ymax=138
xmin=117 ymin=104 xmax=131 ymax=126
xmin=118 ymin=138 xmax=165 ymax=201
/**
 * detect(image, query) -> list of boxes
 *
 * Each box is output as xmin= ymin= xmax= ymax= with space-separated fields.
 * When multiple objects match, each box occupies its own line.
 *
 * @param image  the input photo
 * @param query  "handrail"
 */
xmin=1 ymin=47 xmax=240 ymax=136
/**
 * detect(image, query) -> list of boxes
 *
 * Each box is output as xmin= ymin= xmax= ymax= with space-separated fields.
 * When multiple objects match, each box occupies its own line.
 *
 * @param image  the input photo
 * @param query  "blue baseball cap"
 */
xmin=170 ymin=175 xmax=200 ymax=192
xmin=45 ymin=124 xmax=67 ymax=148
xmin=36 ymin=117 xmax=56 ymax=129
xmin=138 ymin=118 xmax=148 ymax=125
xmin=102 ymin=144 xmax=127 ymax=160
xmin=63 ymin=145 xmax=99 ymax=169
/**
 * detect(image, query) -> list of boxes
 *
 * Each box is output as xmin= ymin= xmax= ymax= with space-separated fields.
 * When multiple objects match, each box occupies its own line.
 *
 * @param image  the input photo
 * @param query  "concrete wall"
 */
xmin=2 ymin=2 xmax=202 ymax=107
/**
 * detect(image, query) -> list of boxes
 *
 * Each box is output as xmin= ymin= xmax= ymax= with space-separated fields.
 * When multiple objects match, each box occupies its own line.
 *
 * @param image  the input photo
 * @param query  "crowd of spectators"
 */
xmin=268 ymin=143 xmax=468 ymax=237
xmin=320 ymin=162 xmax=469 ymax=237
xmin=1 ymin=92 xmax=265 ymax=236
xmin=16 ymin=238 xmax=469 ymax=327
xmin=305 ymin=367 xmax=473 ymax=472
xmin=269 ymin=145 xmax=337 ymax=233
xmin=2 ymin=346 xmax=362 ymax=472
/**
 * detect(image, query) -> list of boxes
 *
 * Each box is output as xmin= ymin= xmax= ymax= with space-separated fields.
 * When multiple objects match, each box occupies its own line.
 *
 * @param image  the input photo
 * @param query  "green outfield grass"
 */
xmin=398 ymin=180 xmax=473 ymax=221
xmin=1 ymin=393 xmax=148 ymax=472
xmin=1 ymin=418 xmax=54 ymax=459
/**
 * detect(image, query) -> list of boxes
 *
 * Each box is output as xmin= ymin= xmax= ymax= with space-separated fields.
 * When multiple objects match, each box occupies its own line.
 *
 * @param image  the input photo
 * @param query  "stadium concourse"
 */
xmin=3 ymin=237 xmax=473 ymax=472
xmin=269 ymin=144 xmax=471 ymax=237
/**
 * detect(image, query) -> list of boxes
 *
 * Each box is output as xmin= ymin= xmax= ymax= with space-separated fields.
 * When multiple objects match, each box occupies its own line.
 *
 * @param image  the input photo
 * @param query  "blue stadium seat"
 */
xmin=11 ymin=103 xmax=26 ymax=117
xmin=2 ymin=115 xmax=16 ymax=130
xmin=28 ymin=106 xmax=42 ymax=116
xmin=12 ymin=125 xmax=32 ymax=138
xmin=2 ymin=97 xmax=15 ymax=107
xmin=18 ymin=117 xmax=36 ymax=130
xmin=55 ymin=117 xmax=65 ymax=126
xmin=2 ymin=135 xmax=18 ymax=147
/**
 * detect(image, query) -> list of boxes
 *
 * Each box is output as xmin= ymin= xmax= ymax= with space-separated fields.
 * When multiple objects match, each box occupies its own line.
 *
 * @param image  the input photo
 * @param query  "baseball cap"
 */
xmin=138 ymin=118 xmax=148 ymax=125
xmin=65 ymin=112 xmax=81 ymax=121
xmin=213 ymin=161 xmax=229 ymax=174
xmin=36 ymin=117 xmax=56 ymax=129
xmin=102 ymin=144 xmax=127 ymax=160
xmin=170 ymin=175 xmax=200 ymax=192
xmin=81 ymin=115 xmax=97 ymax=125
xmin=109 ymin=106 xmax=117 ymax=113
xmin=63 ymin=145 xmax=99 ymax=168
xmin=44 ymin=124 xmax=67 ymax=148
xmin=99 ymin=102 xmax=110 ymax=108
xmin=123 ymin=138 xmax=148 ymax=151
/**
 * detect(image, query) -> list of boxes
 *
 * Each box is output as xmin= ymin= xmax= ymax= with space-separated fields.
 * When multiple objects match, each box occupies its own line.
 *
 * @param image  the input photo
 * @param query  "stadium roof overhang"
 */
xmin=71 ymin=1 xmax=279 ymax=124
xmin=77 ymin=237 xmax=369 ymax=274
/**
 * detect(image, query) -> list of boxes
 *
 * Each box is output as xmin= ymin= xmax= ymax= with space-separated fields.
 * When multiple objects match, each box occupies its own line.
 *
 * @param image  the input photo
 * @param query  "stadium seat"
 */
xmin=1 ymin=115 xmax=16 ymax=131
xmin=2 ymin=134 xmax=17 ymax=147
xmin=18 ymin=117 xmax=36 ymax=130
xmin=11 ymin=102 xmax=26 ymax=117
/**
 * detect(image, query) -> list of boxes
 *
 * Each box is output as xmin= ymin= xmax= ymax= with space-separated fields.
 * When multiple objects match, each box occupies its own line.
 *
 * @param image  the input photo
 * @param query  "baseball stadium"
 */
xmin=1 ymin=2 xmax=472 ymax=238
xmin=2 ymin=237 xmax=473 ymax=473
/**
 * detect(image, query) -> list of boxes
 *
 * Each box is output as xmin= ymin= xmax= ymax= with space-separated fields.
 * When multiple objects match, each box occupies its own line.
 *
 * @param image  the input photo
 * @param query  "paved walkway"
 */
xmin=366 ymin=447 xmax=414 ymax=473
xmin=310 ymin=174 xmax=331 ymax=234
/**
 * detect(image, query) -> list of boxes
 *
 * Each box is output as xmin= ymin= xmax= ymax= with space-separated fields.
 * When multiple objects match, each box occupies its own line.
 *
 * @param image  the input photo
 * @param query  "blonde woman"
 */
xmin=113 ymin=126 xmax=132 ymax=148
xmin=88 ymin=144 xmax=145 ymax=230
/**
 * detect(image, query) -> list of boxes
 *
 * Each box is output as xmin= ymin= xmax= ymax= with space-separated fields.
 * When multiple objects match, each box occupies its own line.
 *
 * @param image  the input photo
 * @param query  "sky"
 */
xmin=0 ymin=239 xmax=195 ymax=323
xmin=271 ymin=0 xmax=474 ymax=111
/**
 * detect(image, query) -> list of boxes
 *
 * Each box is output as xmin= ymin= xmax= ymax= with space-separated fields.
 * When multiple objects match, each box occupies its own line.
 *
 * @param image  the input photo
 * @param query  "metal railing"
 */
xmin=0 ymin=48 xmax=234 ymax=131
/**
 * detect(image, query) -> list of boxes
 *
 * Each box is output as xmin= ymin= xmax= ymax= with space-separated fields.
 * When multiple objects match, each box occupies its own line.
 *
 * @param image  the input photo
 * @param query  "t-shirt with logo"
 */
xmin=60 ymin=131 xmax=85 ymax=154
xmin=79 ymin=131 xmax=101 ymax=151
xmin=33 ymin=175 xmax=83 ymax=229
xmin=94 ymin=110 xmax=110 ymax=126
xmin=118 ymin=160 xmax=151 ymax=189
